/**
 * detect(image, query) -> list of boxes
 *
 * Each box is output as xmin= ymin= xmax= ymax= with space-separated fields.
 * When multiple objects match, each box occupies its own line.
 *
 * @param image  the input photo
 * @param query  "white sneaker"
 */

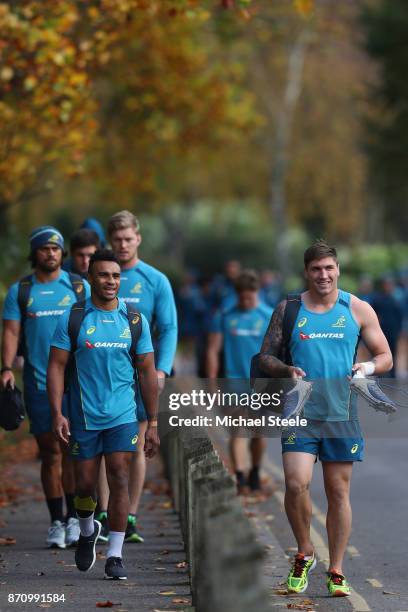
xmin=46 ymin=520 xmax=66 ymax=549
xmin=65 ymin=517 xmax=80 ymax=547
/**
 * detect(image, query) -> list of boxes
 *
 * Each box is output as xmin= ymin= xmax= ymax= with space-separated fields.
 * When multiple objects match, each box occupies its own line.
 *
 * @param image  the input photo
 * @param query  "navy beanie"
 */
xmin=30 ymin=226 xmax=64 ymax=253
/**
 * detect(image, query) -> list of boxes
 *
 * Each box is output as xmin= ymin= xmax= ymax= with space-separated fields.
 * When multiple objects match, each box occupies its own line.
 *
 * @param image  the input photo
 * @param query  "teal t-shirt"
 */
xmin=51 ymin=297 xmax=153 ymax=430
xmin=211 ymin=303 xmax=273 ymax=378
xmin=289 ymin=290 xmax=361 ymax=421
xmin=2 ymin=271 xmax=90 ymax=391
xmin=119 ymin=260 xmax=177 ymax=374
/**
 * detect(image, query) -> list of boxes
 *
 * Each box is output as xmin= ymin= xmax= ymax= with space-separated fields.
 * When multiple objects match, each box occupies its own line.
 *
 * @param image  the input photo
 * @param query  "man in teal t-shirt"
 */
xmin=48 ymin=249 xmax=159 ymax=580
xmin=1 ymin=226 xmax=90 ymax=549
xmin=207 ymin=270 xmax=272 ymax=493
xmin=95 ymin=210 xmax=177 ymax=544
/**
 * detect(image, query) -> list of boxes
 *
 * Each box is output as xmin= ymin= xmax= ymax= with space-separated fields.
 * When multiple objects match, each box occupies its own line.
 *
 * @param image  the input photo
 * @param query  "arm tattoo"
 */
xmin=135 ymin=353 xmax=147 ymax=365
xmin=259 ymin=300 xmax=290 ymax=376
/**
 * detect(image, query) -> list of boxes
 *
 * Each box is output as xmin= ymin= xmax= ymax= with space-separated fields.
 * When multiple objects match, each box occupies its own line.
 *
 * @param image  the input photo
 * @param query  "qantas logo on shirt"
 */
xmin=300 ymin=332 xmax=345 ymax=340
xmin=85 ymin=340 xmax=128 ymax=349
xmin=123 ymin=297 xmax=140 ymax=303
xmin=231 ymin=329 xmax=262 ymax=337
xmin=28 ymin=310 xmax=65 ymax=318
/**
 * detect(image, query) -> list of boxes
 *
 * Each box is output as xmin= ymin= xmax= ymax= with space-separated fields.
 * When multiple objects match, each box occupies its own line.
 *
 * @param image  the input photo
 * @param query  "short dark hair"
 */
xmin=234 ymin=269 xmax=260 ymax=293
xmin=88 ymin=249 xmax=120 ymax=273
xmin=70 ymin=228 xmax=100 ymax=253
xmin=304 ymin=240 xmax=337 ymax=268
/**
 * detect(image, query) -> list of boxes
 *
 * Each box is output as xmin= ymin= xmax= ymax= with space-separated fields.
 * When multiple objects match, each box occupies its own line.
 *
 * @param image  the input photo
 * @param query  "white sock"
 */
xmin=78 ymin=513 xmax=94 ymax=537
xmin=304 ymin=553 xmax=314 ymax=560
xmin=107 ymin=531 xmax=125 ymax=559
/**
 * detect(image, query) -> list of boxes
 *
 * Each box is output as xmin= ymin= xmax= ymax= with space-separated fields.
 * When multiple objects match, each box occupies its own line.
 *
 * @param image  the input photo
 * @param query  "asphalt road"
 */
xmin=264 ymin=434 xmax=408 ymax=612
xmin=0 ymin=458 xmax=192 ymax=612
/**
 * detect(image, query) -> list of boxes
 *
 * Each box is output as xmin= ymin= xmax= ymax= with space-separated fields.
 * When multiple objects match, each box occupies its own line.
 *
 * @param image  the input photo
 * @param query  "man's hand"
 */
xmin=1 ymin=370 xmax=15 ymax=390
xmin=288 ymin=366 xmax=306 ymax=379
xmin=52 ymin=414 xmax=71 ymax=445
xmin=144 ymin=424 xmax=160 ymax=458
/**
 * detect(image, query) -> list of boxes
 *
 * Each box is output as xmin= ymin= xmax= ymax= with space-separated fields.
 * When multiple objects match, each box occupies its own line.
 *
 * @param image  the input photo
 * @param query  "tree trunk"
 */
xmin=269 ymin=29 xmax=310 ymax=279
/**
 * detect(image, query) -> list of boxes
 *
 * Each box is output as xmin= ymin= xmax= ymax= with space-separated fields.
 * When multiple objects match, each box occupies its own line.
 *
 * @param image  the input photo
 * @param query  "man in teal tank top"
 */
xmin=259 ymin=240 xmax=392 ymax=597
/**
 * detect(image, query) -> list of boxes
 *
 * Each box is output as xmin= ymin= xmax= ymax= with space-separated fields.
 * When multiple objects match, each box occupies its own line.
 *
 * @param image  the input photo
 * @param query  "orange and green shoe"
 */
xmin=287 ymin=553 xmax=316 ymax=593
xmin=327 ymin=571 xmax=351 ymax=597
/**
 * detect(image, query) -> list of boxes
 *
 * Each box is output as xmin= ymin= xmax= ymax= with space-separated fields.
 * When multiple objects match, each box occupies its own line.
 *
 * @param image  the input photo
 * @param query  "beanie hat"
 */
xmin=29 ymin=226 xmax=64 ymax=253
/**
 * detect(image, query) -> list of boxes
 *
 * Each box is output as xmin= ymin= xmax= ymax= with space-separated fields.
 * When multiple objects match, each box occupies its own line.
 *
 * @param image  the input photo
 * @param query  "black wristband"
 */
xmin=0 ymin=367 xmax=12 ymax=374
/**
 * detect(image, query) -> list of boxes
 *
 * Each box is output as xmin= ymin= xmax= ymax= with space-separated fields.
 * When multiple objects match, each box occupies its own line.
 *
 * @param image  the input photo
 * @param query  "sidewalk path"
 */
xmin=0 ymin=455 xmax=192 ymax=612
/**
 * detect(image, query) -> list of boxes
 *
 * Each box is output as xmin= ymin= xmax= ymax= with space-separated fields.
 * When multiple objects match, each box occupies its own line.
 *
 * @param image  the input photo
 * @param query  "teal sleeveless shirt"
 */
xmin=289 ymin=290 xmax=360 ymax=421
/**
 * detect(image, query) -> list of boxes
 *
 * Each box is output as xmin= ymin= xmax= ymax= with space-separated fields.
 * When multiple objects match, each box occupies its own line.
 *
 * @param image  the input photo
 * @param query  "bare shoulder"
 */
xmin=350 ymin=294 xmax=377 ymax=327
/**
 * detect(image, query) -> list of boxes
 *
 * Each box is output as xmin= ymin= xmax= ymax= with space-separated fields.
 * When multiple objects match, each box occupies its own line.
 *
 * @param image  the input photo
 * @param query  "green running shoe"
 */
xmin=125 ymin=515 xmax=144 ymax=543
xmin=287 ymin=553 xmax=316 ymax=593
xmin=327 ymin=571 xmax=351 ymax=597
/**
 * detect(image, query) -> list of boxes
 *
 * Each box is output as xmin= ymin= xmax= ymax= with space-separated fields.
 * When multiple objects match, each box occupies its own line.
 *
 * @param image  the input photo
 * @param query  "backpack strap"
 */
xmin=279 ymin=293 xmax=302 ymax=366
xmin=68 ymin=299 xmax=87 ymax=353
xmin=17 ymin=274 xmax=33 ymax=323
xmin=125 ymin=303 xmax=142 ymax=363
xmin=67 ymin=272 xmax=85 ymax=302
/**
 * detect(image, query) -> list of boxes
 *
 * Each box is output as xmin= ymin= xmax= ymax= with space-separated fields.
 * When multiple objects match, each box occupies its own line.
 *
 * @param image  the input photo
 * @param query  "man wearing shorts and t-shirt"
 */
xmin=259 ymin=240 xmax=392 ymax=597
xmin=1 ymin=226 xmax=90 ymax=548
xmin=47 ymin=249 xmax=159 ymax=580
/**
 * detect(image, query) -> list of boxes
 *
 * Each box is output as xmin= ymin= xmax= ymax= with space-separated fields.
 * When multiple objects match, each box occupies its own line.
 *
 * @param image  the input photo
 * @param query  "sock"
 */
xmin=65 ymin=493 xmax=76 ymax=520
xmin=128 ymin=513 xmax=136 ymax=524
xmin=235 ymin=471 xmax=246 ymax=487
xmin=107 ymin=531 xmax=125 ymax=559
xmin=46 ymin=497 xmax=64 ymax=523
xmin=96 ymin=510 xmax=108 ymax=520
xmin=304 ymin=554 xmax=314 ymax=560
xmin=78 ymin=513 xmax=95 ymax=537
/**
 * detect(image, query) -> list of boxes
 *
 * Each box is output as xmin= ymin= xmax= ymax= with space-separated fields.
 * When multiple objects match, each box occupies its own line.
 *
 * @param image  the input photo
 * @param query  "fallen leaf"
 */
xmin=0 ymin=538 xmax=16 ymax=546
xmin=172 ymin=598 xmax=190 ymax=604
xmin=160 ymin=550 xmax=170 ymax=555
xmin=154 ymin=567 xmax=166 ymax=571
xmin=274 ymin=589 xmax=289 ymax=595
xmin=37 ymin=571 xmax=45 ymax=576
xmin=176 ymin=561 xmax=187 ymax=569
xmin=38 ymin=605 xmax=51 ymax=609
xmin=383 ymin=590 xmax=399 ymax=595
xmin=158 ymin=590 xmax=176 ymax=596
xmin=96 ymin=603 xmax=118 ymax=609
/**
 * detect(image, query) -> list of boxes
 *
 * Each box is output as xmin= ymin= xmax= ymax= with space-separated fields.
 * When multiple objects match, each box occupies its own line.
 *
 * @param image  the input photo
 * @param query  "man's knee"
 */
xmin=285 ymin=478 xmax=310 ymax=497
xmin=326 ymin=481 xmax=350 ymax=505
xmin=107 ymin=468 xmax=129 ymax=492
xmin=38 ymin=441 xmax=61 ymax=467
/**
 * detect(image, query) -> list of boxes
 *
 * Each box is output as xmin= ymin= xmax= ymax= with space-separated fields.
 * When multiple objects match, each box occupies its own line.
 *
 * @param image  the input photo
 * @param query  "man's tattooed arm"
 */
xmin=259 ymin=300 xmax=292 ymax=377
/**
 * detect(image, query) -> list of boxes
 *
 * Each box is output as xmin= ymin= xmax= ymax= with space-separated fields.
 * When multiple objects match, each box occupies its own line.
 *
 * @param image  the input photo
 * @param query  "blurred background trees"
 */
xmin=0 ymin=0 xmax=406 ymax=284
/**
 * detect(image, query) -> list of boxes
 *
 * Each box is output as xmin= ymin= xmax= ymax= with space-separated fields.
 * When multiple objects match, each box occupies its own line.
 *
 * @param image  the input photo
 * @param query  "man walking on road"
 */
xmin=1 ymin=226 xmax=89 ymax=548
xmin=206 ymin=270 xmax=272 ymax=493
xmin=93 ymin=211 xmax=177 ymax=544
xmin=259 ymin=240 xmax=392 ymax=597
xmin=47 ymin=249 xmax=159 ymax=579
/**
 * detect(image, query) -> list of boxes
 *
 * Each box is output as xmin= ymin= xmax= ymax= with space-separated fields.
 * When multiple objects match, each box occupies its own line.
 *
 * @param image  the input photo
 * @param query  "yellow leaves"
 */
xmin=294 ymin=0 xmax=314 ymax=19
xmin=0 ymin=66 xmax=13 ymax=81
xmin=23 ymin=76 xmax=37 ymax=91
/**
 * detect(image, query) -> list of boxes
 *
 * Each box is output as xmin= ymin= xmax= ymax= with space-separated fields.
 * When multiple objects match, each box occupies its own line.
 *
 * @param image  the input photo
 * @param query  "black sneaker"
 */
xmin=104 ymin=556 xmax=127 ymax=580
xmin=125 ymin=515 xmax=144 ymax=543
xmin=75 ymin=520 xmax=101 ymax=572
xmin=248 ymin=467 xmax=261 ymax=491
xmin=95 ymin=512 xmax=109 ymax=543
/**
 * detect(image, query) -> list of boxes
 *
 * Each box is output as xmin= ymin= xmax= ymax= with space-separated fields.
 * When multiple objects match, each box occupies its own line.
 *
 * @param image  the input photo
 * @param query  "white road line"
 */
xmin=263 ymin=454 xmax=371 ymax=612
